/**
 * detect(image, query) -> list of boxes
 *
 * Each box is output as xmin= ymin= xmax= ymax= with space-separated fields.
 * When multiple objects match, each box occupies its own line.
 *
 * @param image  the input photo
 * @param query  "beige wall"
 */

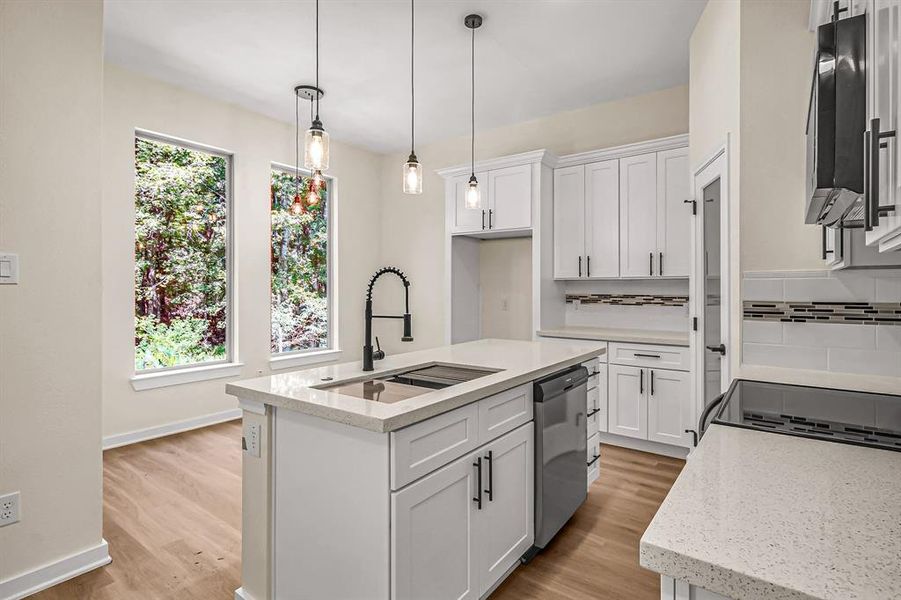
xmin=479 ymin=238 xmax=533 ymax=341
xmin=102 ymin=65 xmax=383 ymax=440
xmin=689 ymin=0 xmax=742 ymax=377
xmin=739 ymin=0 xmax=818 ymax=272
xmin=0 ymin=0 xmax=105 ymax=584
xmin=377 ymin=85 xmax=690 ymax=353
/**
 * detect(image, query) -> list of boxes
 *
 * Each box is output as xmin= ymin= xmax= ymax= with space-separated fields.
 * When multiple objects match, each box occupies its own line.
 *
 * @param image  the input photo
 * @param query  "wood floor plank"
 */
xmin=36 ymin=420 xmax=682 ymax=600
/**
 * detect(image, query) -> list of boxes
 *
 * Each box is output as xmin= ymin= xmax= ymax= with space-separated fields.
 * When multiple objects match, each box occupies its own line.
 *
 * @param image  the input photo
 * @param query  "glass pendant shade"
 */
xmin=306 ymin=187 xmax=320 ymax=207
xmin=304 ymin=120 xmax=329 ymax=170
xmin=290 ymin=194 xmax=304 ymax=215
xmin=403 ymin=154 xmax=423 ymax=194
xmin=465 ymin=175 xmax=481 ymax=209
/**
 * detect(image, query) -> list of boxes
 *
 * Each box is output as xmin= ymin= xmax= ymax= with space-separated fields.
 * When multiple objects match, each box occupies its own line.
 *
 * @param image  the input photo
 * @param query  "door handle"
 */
xmin=685 ymin=429 xmax=698 ymax=447
xmin=639 ymin=369 xmax=644 ymax=395
xmin=659 ymin=252 xmax=663 ymax=276
xmin=587 ymin=255 xmax=591 ymax=278
xmin=650 ymin=370 xmax=655 ymax=396
xmin=481 ymin=210 xmax=485 ymax=230
xmin=484 ymin=451 xmax=493 ymax=502
xmin=472 ymin=457 xmax=483 ymax=510
xmin=706 ymin=344 xmax=726 ymax=356
xmin=649 ymin=252 xmax=654 ymax=276
xmin=578 ymin=256 xmax=582 ymax=277
xmin=488 ymin=208 xmax=493 ymax=229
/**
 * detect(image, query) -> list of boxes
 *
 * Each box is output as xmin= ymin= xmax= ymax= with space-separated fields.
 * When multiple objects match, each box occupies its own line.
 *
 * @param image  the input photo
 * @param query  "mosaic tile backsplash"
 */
xmin=566 ymin=294 xmax=688 ymax=307
xmin=744 ymin=301 xmax=901 ymax=326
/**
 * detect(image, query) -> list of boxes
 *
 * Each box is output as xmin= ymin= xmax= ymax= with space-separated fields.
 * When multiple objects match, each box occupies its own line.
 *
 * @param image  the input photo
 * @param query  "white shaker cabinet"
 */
xmin=619 ymin=153 xmax=659 ymax=277
xmin=647 ymin=368 xmax=691 ymax=447
xmin=391 ymin=422 xmax=534 ymax=600
xmin=488 ymin=164 xmax=532 ymax=231
xmin=451 ymin=170 xmax=489 ymax=234
xmin=656 ymin=147 xmax=691 ymax=276
xmin=608 ymin=364 xmax=647 ymax=439
xmin=865 ymin=0 xmax=901 ymax=250
xmin=553 ymin=165 xmax=586 ymax=278
xmin=553 ymin=160 xmax=619 ymax=278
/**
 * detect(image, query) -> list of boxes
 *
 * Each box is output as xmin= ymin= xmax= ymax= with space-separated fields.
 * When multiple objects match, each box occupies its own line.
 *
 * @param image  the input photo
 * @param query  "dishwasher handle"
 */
xmin=534 ymin=366 xmax=590 ymax=402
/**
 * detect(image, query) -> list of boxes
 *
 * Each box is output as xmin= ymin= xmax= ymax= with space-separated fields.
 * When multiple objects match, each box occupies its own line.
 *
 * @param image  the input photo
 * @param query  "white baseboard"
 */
xmin=235 ymin=587 xmax=257 ymax=600
xmin=598 ymin=432 xmax=690 ymax=459
xmin=0 ymin=539 xmax=110 ymax=600
xmin=103 ymin=408 xmax=242 ymax=450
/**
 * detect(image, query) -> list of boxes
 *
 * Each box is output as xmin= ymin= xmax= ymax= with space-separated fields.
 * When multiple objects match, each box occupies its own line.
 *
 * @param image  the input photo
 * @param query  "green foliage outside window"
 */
xmin=134 ymin=137 xmax=228 ymax=370
xmin=270 ymin=169 xmax=329 ymax=354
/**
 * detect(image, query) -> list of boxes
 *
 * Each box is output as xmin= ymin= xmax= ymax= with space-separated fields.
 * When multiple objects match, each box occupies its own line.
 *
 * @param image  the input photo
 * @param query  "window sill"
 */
xmin=131 ymin=362 xmax=244 ymax=391
xmin=270 ymin=349 xmax=343 ymax=371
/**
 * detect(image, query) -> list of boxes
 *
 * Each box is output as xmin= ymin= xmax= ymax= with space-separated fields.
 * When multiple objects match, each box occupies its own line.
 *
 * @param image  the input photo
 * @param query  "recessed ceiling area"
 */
xmin=103 ymin=0 xmax=707 ymax=153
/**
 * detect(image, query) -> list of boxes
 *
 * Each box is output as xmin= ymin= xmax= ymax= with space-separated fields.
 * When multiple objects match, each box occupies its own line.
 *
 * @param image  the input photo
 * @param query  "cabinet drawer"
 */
xmin=477 ymin=384 xmax=533 ymax=444
xmin=587 ymin=433 xmax=601 ymax=480
xmin=391 ymin=402 xmax=479 ymax=490
xmin=587 ymin=385 xmax=600 ymax=413
xmin=582 ymin=357 xmax=600 ymax=379
xmin=608 ymin=342 xmax=689 ymax=371
xmin=587 ymin=407 xmax=600 ymax=438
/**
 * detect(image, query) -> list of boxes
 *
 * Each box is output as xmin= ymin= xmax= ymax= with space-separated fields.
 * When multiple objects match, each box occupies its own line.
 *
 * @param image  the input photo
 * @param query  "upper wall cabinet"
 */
xmin=553 ymin=136 xmax=690 ymax=280
xmin=449 ymin=165 xmax=532 ymax=235
xmin=553 ymin=160 xmax=619 ymax=278
xmin=864 ymin=0 xmax=901 ymax=251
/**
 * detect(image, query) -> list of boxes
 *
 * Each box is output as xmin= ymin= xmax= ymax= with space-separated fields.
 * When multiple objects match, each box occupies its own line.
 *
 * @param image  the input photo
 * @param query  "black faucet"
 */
xmin=363 ymin=267 xmax=413 ymax=371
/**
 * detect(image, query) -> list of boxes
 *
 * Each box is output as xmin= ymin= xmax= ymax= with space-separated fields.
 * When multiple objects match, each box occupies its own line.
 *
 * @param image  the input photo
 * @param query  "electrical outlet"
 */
xmin=0 ymin=492 xmax=20 ymax=527
xmin=501 ymin=298 xmax=509 ymax=312
xmin=243 ymin=423 xmax=261 ymax=457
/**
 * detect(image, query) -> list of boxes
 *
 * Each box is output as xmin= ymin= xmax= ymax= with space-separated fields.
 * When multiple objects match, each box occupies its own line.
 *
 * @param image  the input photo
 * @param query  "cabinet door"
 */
xmin=392 ymin=451 xmax=479 ymax=600
xmin=647 ymin=369 xmax=692 ymax=447
xmin=476 ymin=423 xmax=534 ymax=597
xmin=553 ymin=165 xmax=586 ymax=278
xmin=656 ymin=147 xmax=691 ymax=277
xmin=866 ymin=0 xmax=901 ymax=246
xmin=585 ymin=159 xmax=620 ymax=278
xmin=607 ymin=365 xmax=647 ymax=439
xmin=451 ymin=171 xmax=489 ymax=234
xmin=619 ymin=153 xmax=658 ymax=277
xmin=488 ymin=164 xmax=532 ymax=230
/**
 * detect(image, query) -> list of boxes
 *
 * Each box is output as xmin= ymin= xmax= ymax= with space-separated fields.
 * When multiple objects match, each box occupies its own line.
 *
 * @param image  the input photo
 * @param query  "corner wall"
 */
xmin=0 ymin=0 xmax=106 ymax=589
xmin=101 ymin=65 xmax=383 ymax=441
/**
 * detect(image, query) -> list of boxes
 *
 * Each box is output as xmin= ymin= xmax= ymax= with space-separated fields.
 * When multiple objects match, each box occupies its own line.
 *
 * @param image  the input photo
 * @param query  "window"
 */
xmin=134 ymin=133 xmax=232 ymax=371
xmin=270 ymin=165 xmax=332 ymax=354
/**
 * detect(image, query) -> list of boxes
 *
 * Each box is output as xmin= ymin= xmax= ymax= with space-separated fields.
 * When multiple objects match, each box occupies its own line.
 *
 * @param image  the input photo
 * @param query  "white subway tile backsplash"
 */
xmin=743 ymin=278 xmax=784 ymax=301
xmin=742 ymin=343 xmax=828 ymax=371
xmin=783 ymin=276 xmax=875 ymax=302
xmin=876 ymin=326 xmax=901 ymax=352
xmin=827 ymin=348 xmax=901 ymax=377
xmin=875 ymin=275 xmax=901 ymax=303
xmin=743 ymin=321 xmax=784 ymax=344
xmin=783 ymin=322 xmax=876 ymax=350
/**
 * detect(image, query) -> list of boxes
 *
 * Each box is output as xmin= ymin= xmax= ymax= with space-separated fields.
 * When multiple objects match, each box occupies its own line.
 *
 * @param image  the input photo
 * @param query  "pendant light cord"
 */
xmin=295 ymin=92 xmax=300 ymax=196
xmin=410 ymin=0 xmax=415 ymax=154
xmin=315 ymin=0 xmax=320 ymax=121
xmin=470 ymin=23 xmax=475 ymax=177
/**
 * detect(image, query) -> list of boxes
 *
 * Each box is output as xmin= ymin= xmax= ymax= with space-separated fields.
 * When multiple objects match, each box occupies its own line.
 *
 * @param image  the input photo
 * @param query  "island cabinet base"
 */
xmin=268 ymin=383 xmax=535 ymax=600
xmin=660 ymin=576 xmax=732 ymax=600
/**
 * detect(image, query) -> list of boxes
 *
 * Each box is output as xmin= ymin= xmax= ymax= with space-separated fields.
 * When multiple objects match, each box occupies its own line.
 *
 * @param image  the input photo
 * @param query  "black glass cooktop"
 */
xmin=712 ymin=379 xmax=901 ymax=452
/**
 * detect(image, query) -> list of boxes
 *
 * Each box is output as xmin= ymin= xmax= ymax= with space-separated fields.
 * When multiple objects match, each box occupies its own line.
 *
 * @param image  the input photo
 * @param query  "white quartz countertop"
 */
xmin=640 ymin=424 xmax=901 ymax=600
xmin=537 ymin=326 xmax=689 ymax=347
xmin=226 ymin=338 xmax=606 ymax=433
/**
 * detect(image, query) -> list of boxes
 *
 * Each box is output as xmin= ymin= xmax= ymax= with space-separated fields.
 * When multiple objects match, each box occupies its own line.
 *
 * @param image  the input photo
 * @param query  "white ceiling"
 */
xmin=104 ymin=0 xmax=707 ymax=154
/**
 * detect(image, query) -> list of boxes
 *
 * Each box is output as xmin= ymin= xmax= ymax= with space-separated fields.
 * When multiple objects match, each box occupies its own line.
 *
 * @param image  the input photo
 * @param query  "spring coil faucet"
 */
xmin=363 ymin=267 xmax=413 ymax=371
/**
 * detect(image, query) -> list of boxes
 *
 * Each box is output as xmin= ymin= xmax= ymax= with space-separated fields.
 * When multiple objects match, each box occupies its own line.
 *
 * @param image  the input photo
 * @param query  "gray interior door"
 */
xmin=703 ymin=178 xmax=723 ymax=405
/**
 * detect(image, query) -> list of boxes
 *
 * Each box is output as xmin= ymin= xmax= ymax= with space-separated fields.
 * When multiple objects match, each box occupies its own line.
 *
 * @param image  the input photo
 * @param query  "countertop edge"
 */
xmin=536 ymin=328 xmax=689 ymax=347
xmin=226 ymin=345 xmax=606 ymax=433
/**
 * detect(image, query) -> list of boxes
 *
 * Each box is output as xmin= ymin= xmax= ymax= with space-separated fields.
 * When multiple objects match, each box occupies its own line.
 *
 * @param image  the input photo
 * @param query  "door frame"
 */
xmin=690 ymin=142 xmax=732 ymax=427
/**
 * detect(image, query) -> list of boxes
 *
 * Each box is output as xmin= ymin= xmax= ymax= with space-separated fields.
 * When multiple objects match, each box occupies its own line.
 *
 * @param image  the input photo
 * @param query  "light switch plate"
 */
xmin=0 ymin=253 xmax=19 ymax=285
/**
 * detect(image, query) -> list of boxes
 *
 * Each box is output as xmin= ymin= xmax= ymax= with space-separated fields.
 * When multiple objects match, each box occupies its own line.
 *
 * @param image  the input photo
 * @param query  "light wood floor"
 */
xmin=36 ymin=421 xmax=683 ymax=600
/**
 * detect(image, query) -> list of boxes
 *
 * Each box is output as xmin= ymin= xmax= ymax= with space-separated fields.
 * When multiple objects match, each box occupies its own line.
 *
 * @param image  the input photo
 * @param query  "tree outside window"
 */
xmin=270 ymin=167 xmax=330 ymax=354
xmin=134 ymin=135 xmax=230 ymax=371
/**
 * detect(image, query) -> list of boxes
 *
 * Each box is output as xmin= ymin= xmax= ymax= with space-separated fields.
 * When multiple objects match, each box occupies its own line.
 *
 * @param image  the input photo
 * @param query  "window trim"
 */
xmin=269 ymin=161 xmax=339 ymax=360
xmin=132 ymin=129 xmax=237 ymax=378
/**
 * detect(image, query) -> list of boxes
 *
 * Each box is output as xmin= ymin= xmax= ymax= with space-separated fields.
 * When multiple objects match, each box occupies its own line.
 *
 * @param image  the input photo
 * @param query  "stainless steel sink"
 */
xmin=315 ymin=363 xmax=500 ymax=403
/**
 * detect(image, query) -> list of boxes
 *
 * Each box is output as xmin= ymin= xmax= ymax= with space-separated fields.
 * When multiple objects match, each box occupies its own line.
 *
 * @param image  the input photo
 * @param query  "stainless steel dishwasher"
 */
xmin=523 ymin=364 xmax=589 ymax=561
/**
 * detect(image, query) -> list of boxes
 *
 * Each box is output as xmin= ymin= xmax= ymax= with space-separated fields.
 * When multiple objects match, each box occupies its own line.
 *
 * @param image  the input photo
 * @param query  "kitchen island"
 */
xmin=228 ymin=338 xmax=606 ymax=600
xmin=640 ymin=424 xmax=901 ymax=600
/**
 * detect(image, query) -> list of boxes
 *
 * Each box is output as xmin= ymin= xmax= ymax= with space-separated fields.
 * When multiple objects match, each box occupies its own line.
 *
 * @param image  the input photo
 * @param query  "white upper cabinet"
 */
xmin=585 ymin=160 xmax=620 ymax=278
xmin=865 ymin=0 xmax=901 ymax=250
xmin=619 ymin=153 xmax=658 ymax=277
xmin=553 ymin=165 xmax=586 ymax=278
xmin=451 ymin=170 xmax=489 ymax=234
xmin=656 ymin=147 xmax=691 ymax=276
xmin=488 ymin=164 xmax=532 ymax=231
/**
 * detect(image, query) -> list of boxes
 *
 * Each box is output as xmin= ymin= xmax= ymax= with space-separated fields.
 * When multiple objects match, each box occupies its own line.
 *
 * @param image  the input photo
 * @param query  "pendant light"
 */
xmin=403 ymin=0 xmax=423 ymax=194
xmin=464 ymin=14 xmax=482 ymax=210
xmin=304 ymin=0 xmax=329 ymax=171
xmin=292 ymin=85 xmax=325 ymax=215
